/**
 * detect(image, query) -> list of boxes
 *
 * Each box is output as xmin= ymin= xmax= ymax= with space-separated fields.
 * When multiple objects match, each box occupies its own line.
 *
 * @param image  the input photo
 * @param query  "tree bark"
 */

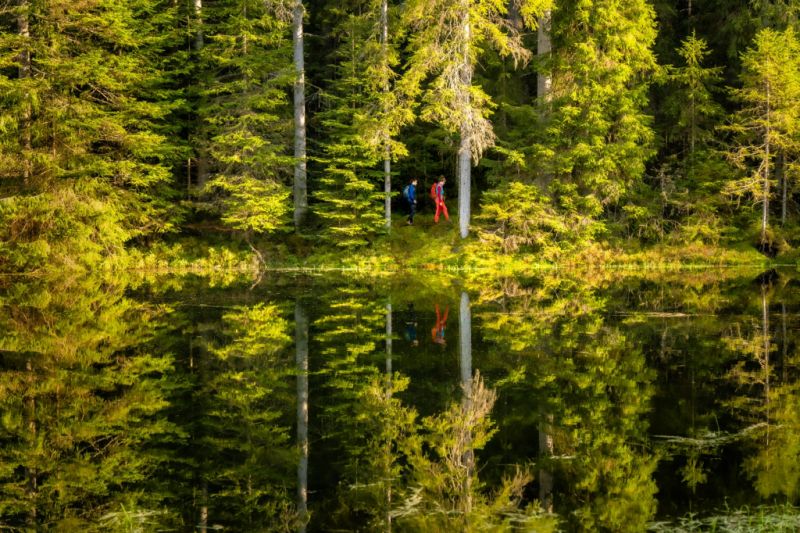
xmin=381 ymin=0 xmax=392 ymax=231
xmin=777 ymin=152 xmax=786 ymax=226
xmin=295 ymin=301 xmax=309 ymax=532
xmin=762 ymin=82 xmax=771 ymax=245
xmin=193 ymin=0 xmax=209 ymax=190
xmin=761 ymin=284 xmax=770 ymax=445
xmin=537 ymin=10 xmax=552 ymax=103
xmin=458 ymin=9 xmax=472 ymax=239
xmin=293 ymin=1 xmax=308 ymax=229
xmin=538 ymin=413 xmax=554 ymax=513
xmin=18 ymin=0 xmax=31 ymax=184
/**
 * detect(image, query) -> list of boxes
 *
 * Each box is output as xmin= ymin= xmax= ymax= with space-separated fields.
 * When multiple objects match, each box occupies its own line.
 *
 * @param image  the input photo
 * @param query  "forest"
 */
xmin=2 ymin=0 xmax=800 ymax=273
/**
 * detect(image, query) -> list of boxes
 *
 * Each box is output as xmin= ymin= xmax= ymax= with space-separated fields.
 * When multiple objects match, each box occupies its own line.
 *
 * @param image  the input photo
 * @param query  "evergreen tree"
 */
xmin=401 ymin=0 xmax=551 ymax=238
xmin=541 ymin=0 xmax=658 ymax=217
xmin=314 ymin=2 xmax=408 ymax=247
xmin=722 ymin=28 xmax=800 ymax=247
xmin=0 ymin=0 xmax=182 ymax=271
xmin=198 ymin=0 xmax=294 ymax=256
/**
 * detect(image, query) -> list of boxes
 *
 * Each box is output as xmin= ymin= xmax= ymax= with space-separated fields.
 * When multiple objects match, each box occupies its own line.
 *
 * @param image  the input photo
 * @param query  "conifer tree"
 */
xmin=0 ymin=0 xmax=182 ymax=270
xmin=315 ymin=1 xmax=409 ymax=247
xmin=401 ymin=0 xmax=551 ymax=239
xmin=198 ymin=0 xmax=294 ymax=256
xmin=722 ymin=28 xmax=800 ymax=246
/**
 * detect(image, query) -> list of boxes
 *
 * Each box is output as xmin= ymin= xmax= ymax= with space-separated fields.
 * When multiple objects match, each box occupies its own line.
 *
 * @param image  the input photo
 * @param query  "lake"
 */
xmin=2 ymin=268 xmax=799 ymax=531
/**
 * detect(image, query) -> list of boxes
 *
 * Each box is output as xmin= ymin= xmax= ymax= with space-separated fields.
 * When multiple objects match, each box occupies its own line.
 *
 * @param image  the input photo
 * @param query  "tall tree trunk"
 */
xmin=458 ymin=9 xmax=472 ymax=240
xmin=18 ymin=0 xmax=31 ymax=184
xmin=381 ymin=0 xmax=392 ymax=231
xmin=538 ymin=413 xmax=554 ymax=513
xmin=537 ymin=10 xmax=552 ymax=102
xmin=295 ymin=301 xmax=309 ymax=532
xmin=762 ymin=83 xmax=771 ymax=245
xmin=777 ymin=152 xmax=786 ymax=226
xmin=193 ymin=0 xmax=208 ymax=190
xmin=293 ymin=1 xmax=308 ymax=229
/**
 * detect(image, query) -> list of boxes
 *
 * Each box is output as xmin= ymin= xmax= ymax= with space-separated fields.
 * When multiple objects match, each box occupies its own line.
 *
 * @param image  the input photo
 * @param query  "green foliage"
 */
xmin=197 ymin=0 xmax=294 ymax=236
xmin=476 ymin=181 xmax=603 ymax=258
xmin=721 ymin=28 xmax=800 ymax=245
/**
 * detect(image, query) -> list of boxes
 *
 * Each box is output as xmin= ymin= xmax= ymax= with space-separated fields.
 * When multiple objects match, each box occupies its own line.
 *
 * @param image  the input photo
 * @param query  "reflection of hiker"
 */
xmin=431 ymin=304 xmax=449 ymax=346
xmin=431 ymin=176 xmax=450 ymax=223
xmin=403 ymin=178 xmax=418 ymax=225
xmin=404 ymin=303 xmax=418 ymax=346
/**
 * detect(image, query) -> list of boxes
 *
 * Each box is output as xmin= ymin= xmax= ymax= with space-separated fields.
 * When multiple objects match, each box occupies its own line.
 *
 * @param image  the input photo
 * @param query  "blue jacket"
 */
xmin=408 ymin=184 xmax=416 ymax=203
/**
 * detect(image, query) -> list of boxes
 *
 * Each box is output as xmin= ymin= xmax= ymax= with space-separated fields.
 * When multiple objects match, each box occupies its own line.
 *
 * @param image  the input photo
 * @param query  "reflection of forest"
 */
xmin=1 ymin=269 xmax=799 ymax=530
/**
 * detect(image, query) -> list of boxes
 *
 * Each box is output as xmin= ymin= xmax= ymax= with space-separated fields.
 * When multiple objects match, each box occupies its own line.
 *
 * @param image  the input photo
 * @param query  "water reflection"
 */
xmin=1 ymin=270 xmax=799 ymax=530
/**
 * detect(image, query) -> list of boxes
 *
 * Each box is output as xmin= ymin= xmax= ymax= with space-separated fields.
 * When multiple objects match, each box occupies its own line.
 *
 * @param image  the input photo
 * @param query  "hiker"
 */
xmin=431 ymin=176 xmax=450 ymax=223
xmin=404 ymin=178 xmax=418 ymax=225
xmin=431 ymin=304 xmax=449 ymax=346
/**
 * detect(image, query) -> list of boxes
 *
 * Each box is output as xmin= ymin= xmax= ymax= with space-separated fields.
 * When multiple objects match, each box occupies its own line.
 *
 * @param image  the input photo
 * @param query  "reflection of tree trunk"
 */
xmin=25 ymin=359 xmax=37 ymax=527
xmin=385 ymin=301 xmax=393 ymax=532
xmin=293 ymin=1 xmax=308 ymax=228
xmin=296 ymin=301 xmax=309 ymax=532
xmin=538 ymin=413 xmax=554 ymax=513
xmin=761 ymin=284 xmax=770 ymax=446
xmin=199 ymin=482 xmax=208 ymax=532
xmin=459 ymin=291 xmax=473 ymax=514
xmin=782 ymin=302 xmax=787 ymax=383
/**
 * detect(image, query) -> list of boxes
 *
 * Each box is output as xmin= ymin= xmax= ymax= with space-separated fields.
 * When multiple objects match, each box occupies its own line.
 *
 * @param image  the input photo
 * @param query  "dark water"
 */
xmin=2 ymin=269 xmax=800 ymax=531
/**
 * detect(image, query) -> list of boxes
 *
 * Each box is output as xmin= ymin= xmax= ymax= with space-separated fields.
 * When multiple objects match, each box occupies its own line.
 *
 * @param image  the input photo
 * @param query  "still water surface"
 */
xmin=2 ymin=269 xmax=800 ymax=531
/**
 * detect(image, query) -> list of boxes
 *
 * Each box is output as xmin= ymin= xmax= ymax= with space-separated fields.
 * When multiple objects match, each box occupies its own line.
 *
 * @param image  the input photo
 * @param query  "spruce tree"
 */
xmin=315 ymin=2 xmax=408 ymax=247
xmin=198 ymin=0 xmax=294 ymax=255
xmin=0 ymin=0 xmax=181 ymax=270
xmin=401 ymin=0 xmax=551 ymax=238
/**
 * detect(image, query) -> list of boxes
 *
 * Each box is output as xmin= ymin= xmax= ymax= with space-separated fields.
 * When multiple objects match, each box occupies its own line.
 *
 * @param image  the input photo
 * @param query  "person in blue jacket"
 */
xmin=405 ymin=178 xmax=418 ymax=225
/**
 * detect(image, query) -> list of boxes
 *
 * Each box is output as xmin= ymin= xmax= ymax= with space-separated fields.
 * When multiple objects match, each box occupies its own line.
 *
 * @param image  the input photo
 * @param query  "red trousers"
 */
xmin=434 ymin=199 xmax=449 ymax=223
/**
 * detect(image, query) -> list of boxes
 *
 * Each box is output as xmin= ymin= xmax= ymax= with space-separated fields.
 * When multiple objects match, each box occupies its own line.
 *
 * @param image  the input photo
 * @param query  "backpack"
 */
xmin=430 ymin=183 xmax=438 ymax=200
xmin=403 ymin=185 xmax=411 ymax=201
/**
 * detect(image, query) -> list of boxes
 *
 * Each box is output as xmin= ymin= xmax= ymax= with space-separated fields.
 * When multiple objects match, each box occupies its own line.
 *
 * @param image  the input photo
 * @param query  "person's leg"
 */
xmin=442 ymin=201 xmax=449 ymax=221
xmin=409 ymin=202 xmax=415 ymax=224
xmin=434 ymin=200 xmax=441 ymax=223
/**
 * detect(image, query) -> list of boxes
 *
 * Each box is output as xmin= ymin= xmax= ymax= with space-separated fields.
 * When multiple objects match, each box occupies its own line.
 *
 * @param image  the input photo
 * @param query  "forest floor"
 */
xmin=122 ymin=213 xmax=785 ymax=278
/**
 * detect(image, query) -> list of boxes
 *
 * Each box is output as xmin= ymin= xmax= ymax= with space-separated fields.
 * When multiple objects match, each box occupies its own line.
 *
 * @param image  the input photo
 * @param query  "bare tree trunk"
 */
xmin=381 ymin=0 xmax=392 ymax=231
xmin=193 ymin=0 xmax=209 ymax=190
xmin=538 ymin=413 xmax=554 ymax=513
xmin=293 ymin=1 xmax=308 ymax=229
xmin=295 ymin=301 xmax=309 ymax=532
xmin=18 ymin=0 xmax=31 ymax=184
xmin=199 ymin=482 xmax=208 ymax=532
xmin=762 ymin=83 xmax=771 ymax=245
xmin=536 ymin=10 xmax=552 ymax=102
xmin=458 ymin=10 xmax=472 ymax=240
xmin=777 ymin=152 xmax=786 ymax=226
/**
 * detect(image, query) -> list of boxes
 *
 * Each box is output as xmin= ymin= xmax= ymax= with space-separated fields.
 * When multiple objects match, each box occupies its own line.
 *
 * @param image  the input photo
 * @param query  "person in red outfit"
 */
xmin=433 ymin=176 xmax=449 ymax=223
xmin=431 ymin=304 xmax=449 ymax=346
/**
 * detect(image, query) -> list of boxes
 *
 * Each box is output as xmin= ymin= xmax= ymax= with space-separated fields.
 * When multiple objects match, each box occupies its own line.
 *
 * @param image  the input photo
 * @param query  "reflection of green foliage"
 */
xmin=395 ymin=373 xmax=558 ymax=532
xmin=0 ymin=276 xmax=181 ymax=530
xmin=197 ymin=302 xmax=296 ymax=529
